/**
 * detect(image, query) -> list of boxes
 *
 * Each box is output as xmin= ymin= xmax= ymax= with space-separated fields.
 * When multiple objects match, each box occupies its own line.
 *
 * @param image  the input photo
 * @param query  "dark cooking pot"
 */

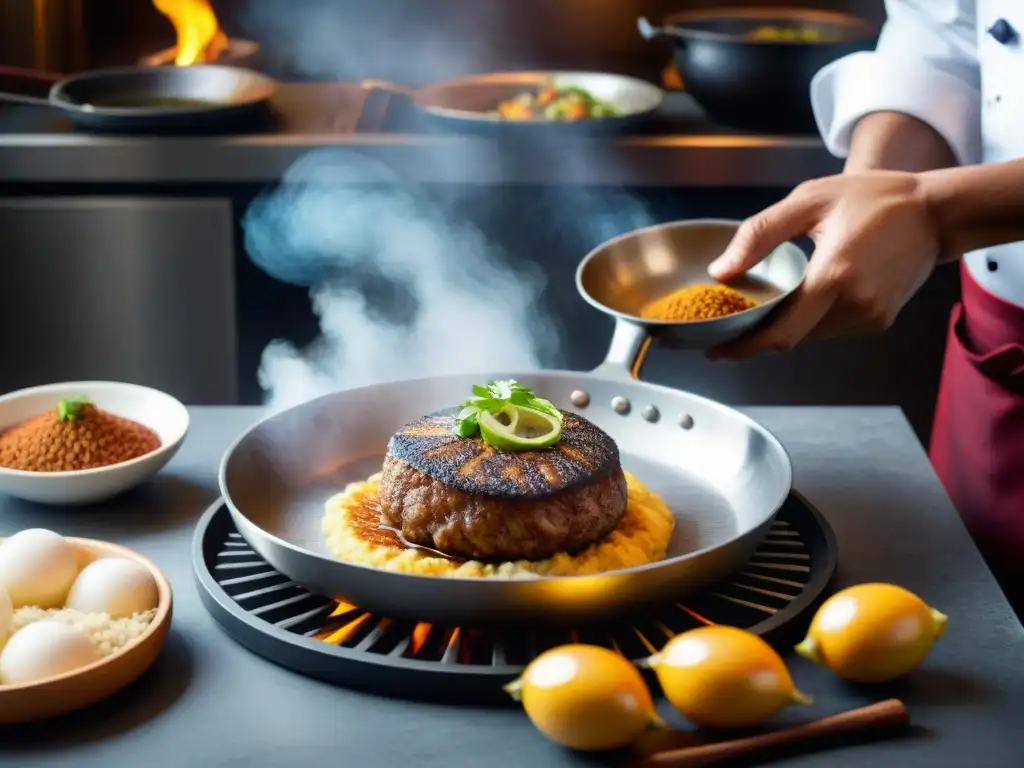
xmin=639 ymin=8 xmax=878 ymax=134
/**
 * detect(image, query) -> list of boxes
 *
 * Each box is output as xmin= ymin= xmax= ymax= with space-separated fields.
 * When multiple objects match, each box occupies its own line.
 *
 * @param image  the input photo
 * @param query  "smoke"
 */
xmin=244 ymin=152 xmax=559 ymax=412
xmin=236 ymin=1 xmax=659 ymax=413
xmin=233 ymin=0 xmax=506 ymax=83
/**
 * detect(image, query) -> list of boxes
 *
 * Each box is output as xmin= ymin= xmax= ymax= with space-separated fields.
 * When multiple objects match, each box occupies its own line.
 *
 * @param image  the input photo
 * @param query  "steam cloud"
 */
xmin=244 ymin=152 xmax=560 ymax=412
xmin=234 ymin=0 xmax=503 ymax=83
xmin=238 ymin=1 xmax=657 ymax=413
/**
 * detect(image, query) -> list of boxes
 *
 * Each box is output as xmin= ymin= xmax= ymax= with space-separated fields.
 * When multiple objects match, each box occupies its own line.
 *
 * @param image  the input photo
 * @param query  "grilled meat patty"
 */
xmin=379 ymin=408 xmax=628 ymax=561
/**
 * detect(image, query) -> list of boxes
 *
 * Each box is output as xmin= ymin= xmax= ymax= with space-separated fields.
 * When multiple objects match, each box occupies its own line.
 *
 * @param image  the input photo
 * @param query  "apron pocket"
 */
xmin=951 ymin=303 xmax=1024 ymax=394
xmin=931 ymin=302 xmax=1024 ymax=573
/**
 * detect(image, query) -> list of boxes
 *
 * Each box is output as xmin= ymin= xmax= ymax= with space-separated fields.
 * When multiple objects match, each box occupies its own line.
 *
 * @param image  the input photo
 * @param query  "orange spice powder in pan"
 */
xmin=640 ymin=284 xmax=757 ymax=322
xmin=0 ymin=397 xmax=161 ymax=472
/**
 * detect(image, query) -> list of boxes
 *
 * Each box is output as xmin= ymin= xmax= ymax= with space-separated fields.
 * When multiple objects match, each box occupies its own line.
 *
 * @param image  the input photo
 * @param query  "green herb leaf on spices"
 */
xmin=454 ymin=380 xmax=564 ymax=449
xmin=57 ymin=397 xmax=91 ymax=423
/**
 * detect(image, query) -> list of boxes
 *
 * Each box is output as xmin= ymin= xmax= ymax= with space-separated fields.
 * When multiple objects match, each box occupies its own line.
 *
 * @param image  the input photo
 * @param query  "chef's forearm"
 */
xmin=845 ymin=111 xmax=959 ymax=174
xmin=919 ymin=159 xmax=1024 ymax=256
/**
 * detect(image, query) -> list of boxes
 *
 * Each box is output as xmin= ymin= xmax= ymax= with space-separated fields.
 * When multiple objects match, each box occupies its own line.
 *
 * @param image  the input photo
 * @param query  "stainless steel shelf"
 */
xmin=0 ymin=84 xmax=840 ymax=187
xmin=0 ymin=132 xmax=839 ymax=186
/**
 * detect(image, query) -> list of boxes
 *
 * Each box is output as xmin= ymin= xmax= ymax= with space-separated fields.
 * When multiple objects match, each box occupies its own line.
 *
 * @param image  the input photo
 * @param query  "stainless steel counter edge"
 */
xmin=0 ymin=133 xmax=840 ymax=186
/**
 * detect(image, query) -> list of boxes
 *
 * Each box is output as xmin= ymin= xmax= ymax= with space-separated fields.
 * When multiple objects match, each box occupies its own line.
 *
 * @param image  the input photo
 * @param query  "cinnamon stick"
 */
xmin=643 ymin=699 xmax=910 ymax=768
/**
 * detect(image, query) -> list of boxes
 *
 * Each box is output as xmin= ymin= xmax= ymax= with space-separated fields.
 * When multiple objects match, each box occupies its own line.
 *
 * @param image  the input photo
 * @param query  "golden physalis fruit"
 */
xmin=795 ymin=583 xmax=947 ymax=683
xmin=504 ymin=644 xmax=664 ymax=751
xmin=644 ymin=626 xmax=811 ymax=728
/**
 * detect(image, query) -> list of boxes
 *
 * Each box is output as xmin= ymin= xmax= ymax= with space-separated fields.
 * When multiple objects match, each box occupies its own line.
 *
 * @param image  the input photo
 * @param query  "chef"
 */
xmin=707 ymin=1 xmax=1024 ymax=611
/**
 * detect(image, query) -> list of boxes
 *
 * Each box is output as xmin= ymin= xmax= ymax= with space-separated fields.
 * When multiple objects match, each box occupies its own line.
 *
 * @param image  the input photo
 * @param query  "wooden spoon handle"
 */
xmin=644 ymin=699 xmax=910 ymax=768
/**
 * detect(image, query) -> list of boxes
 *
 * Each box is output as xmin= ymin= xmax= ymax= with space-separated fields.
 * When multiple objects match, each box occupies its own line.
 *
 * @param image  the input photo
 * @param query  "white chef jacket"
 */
xmin=810 ymin=0 xmax=1024 ymax=308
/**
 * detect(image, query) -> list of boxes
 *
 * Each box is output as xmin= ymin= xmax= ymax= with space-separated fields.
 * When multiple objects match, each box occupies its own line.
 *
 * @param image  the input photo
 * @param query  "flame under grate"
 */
xmin=196 ymin=495 xmax=835 ymax=704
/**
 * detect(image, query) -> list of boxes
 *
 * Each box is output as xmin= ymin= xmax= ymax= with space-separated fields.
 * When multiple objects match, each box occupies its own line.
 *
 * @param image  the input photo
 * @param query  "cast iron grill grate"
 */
xmin=194 ymin=494 xmax=836 ymax=704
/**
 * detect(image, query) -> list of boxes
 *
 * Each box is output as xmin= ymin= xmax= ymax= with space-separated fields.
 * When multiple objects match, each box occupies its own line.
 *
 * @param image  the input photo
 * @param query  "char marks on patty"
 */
xmin=385 ymin=408 xmax=621 ymax=500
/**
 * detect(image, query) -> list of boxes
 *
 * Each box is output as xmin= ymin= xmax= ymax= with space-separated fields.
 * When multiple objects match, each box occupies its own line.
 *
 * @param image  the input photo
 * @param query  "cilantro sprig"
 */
xmin=57 ymin=397 xmax=91 ymax=423
xmin=455 ymin=380 xmax=563 ymax=439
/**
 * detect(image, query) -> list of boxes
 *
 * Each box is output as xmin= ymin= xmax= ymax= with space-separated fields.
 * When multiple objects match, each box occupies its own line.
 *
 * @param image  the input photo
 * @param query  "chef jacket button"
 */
xmin=987 ymin=258 xmax=999 ymax=272
xmin=988 ymin=18 xmax=1016 ymax=45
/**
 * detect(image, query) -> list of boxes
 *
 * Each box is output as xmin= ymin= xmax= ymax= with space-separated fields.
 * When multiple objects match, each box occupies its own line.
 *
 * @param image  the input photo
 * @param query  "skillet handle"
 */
xmin=0 ymin=92 xmax=51 ymax=108
xmin=637 ymin=17 xmax=686 ymax=44
xmin=591 ymin=318 xmax=653 ymax=382
xmin=360 ymin=79 xmax=417 ymax=97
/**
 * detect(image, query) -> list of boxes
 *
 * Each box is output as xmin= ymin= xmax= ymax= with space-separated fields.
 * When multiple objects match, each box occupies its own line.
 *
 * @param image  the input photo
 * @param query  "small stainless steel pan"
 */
xmin=361 ymin=70 xmax=664 ymax=133
xmin=578 ymin=218 xmax=808 ymax=376
xmin=0 ymin=65 xmax=277 ymax=132
xmin=220 ymin=220 xmax=806 ymax=627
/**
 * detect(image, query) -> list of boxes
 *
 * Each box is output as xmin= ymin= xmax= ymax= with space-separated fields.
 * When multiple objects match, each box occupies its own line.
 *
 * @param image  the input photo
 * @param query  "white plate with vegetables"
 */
xmin=360 ymin=70 xmax=665 ymax=131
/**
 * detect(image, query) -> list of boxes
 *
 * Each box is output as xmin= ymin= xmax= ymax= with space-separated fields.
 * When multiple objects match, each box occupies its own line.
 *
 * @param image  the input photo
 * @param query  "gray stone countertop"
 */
xmin=0 ymin=406 xmax=1018 ymax=767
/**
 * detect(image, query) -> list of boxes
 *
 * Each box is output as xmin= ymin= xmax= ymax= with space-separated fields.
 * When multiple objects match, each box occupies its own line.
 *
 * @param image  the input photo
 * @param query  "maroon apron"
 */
xmin=930 ymin=262 xmax=1024 ymax=607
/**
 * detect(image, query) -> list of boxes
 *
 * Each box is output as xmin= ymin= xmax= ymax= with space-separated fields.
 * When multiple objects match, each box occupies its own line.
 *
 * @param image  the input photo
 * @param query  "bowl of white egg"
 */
xmin=0 ymin=528 xmax=172 ymax=724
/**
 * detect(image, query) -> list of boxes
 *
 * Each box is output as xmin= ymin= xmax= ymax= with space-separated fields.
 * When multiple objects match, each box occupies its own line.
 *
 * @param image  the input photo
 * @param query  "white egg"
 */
xmin=65 ymin=557 xmax=159 ymax=619
xmin=0 ymin=585 xmax=11 ymax=651
xmin=0 ymin=529 xmax=79 ymax=608
xmin=0 ymin=620 xmax=102 ymax=686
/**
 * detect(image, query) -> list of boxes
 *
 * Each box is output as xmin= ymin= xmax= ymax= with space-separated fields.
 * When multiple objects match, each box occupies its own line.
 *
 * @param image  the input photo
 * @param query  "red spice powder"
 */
xmin=0 ymin=398 xmax=161 ymax=472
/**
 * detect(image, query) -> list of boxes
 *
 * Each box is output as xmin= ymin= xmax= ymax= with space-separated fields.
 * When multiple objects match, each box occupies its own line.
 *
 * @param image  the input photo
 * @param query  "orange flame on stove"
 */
xmin=330 ymin=601 xmax=358 ymax=617
xmin=410 ymin=623 xmax=433 ymax=655
xmin=312 ymin=600 xmax=718 ymax=668
xmin=315 ymin=602 xmax=465 ymax=659
xmin=314 ymin=601 xmax=364 ymax=644
xmin=152 ymin=0 xmax=228 ymax=66
xmin=679 ymin=605 xmax=715 ymax=626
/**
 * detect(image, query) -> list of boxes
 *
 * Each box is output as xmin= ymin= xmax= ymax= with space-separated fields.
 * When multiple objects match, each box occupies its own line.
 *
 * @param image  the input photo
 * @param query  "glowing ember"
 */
xmin=330 ymin=601 xmax=357 ymax=618
xmin=410 ymin=623 xmax=433 ymax=655
xmin=318 ymin=613 xmax=372 ymax=645
xmin=679 ymin=605 xmax=716 ymax=626
xmin=152 ymin=0 xmax=228 ymax=66
xmin=314 ymin=603 xmax=466 ymax=659
xmin=312 ymin=601 xmax=713 ymax=660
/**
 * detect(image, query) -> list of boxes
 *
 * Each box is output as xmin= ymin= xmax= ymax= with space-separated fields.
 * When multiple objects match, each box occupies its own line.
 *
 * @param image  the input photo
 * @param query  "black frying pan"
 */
xmin=639 ymin=8 xmax=878 ymax=134
xmin=361 ymin=70 xmax=665 ymax=134
xmin=0 ymin=65 xmax=278 ymax=132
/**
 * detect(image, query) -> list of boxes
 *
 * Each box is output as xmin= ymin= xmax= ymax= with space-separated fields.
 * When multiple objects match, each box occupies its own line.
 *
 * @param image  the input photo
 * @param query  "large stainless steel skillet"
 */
xmin=220 ymin=220 xmax=808 ymax=626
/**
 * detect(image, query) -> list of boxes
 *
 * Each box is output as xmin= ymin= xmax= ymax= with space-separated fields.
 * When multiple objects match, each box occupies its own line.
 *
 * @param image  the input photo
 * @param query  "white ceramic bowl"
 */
xmin=0 ymin=382 xmax=189 ymax=505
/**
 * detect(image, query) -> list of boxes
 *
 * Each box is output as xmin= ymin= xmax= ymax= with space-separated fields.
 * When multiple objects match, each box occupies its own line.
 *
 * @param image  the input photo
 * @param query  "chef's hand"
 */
xmin=706 ymin=171 xmax=946 ymax=361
